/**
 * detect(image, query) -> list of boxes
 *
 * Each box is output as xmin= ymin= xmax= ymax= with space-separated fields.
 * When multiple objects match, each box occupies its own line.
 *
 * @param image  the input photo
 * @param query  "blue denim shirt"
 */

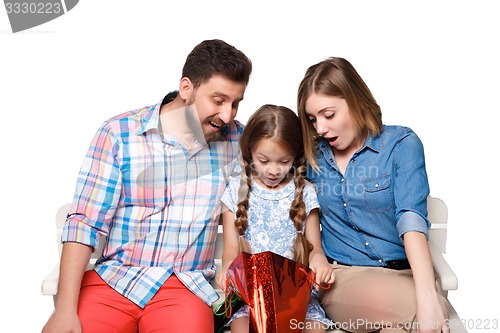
xmin=307 ymin=125 xmax=430 ymax=267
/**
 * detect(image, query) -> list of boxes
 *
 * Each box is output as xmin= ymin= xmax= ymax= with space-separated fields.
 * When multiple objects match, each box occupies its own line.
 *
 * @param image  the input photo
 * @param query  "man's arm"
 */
xmin=42 ymin=242 xmax=93 ymax=333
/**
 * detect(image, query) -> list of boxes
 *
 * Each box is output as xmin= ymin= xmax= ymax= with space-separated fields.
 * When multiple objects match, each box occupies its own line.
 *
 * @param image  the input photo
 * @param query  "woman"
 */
xmin=297 ymin=57 xmax=448 ymax=333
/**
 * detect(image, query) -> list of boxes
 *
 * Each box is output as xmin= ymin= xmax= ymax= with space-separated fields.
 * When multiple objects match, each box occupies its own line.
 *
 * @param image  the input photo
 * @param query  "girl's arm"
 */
xmin=215 ymin=207 xmax=241 ymax=291
xmin=404 ymin=231 xmax=448 ymax=333
xmin=305 ymin=208 xmax=335 ymax=286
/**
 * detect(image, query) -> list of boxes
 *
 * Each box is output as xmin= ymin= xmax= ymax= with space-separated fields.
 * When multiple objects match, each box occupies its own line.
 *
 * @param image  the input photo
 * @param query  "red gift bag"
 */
xmin=226 ymin=251 xmax=315 ymax=333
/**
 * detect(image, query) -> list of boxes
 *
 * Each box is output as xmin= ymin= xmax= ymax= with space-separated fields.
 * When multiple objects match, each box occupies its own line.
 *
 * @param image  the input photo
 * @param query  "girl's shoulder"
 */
xmin=295 ymin=178 xmax=317 ymax=199
xmin=228 ymin=175 xmax=242 ymax=186
xmin=225 ymin=175 xmax=242 ymax=196
xmin=302 ymin=179 xmax=315 ymax=191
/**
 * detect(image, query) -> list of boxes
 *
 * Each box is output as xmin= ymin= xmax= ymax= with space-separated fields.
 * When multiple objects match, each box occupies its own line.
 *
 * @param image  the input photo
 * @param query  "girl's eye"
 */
xmin=280 ymin=160 xmax=290 ymax=164
xmin=308 ymin=116 xmax=317 ymax=123
xmin=259 ymin=160 xmax=268 ymax=164
xmin=214 ymin=99 xmax=223 ymax=105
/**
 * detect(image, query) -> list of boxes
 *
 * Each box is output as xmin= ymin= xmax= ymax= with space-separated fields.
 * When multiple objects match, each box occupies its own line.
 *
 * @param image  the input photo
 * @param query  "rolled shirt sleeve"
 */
xmin=393 ymin=128 xmax=430 ymax=241
xmin=61 ymin=122 xmax=121 ymax=249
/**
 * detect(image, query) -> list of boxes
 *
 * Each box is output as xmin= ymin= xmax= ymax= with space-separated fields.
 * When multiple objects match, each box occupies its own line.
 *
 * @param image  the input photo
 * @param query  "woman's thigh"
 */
xmin=321 ymin=265 xmax=416 ymax=333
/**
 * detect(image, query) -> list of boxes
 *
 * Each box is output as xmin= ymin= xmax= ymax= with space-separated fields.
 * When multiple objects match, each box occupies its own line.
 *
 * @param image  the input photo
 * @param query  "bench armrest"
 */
xmin=41 ymin=263 xmax=60 ymax=296
xmin=429 ymin=238 xmax=458 ymax=291
xmin=41 ymin=260 xmax=98 ymax=297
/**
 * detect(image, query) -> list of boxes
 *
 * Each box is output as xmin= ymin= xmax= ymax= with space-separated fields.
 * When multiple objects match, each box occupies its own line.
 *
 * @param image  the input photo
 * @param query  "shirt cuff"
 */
xmin=396 ymin=211 xmax=430 ymax=241
xmin=61 ymin=214 xmax=101 ymax=249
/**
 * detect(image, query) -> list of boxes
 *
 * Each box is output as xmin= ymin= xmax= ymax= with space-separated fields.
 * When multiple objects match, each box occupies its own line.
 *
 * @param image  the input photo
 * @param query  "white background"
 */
xmin=1 ymin=1 xmax=498 ymax=332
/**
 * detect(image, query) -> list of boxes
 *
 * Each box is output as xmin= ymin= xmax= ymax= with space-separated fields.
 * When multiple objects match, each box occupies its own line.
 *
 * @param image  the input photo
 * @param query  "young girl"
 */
xmin=216 ymin=104 xmax=335 ymax=333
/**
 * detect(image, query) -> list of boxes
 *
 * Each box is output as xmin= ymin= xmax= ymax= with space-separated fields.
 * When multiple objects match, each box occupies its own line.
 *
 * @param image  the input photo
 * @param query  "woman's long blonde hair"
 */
xmin=235 ymin=104 xmax=312 ymax=265
xmin=297 ymin=57 xmax=383 ymax=171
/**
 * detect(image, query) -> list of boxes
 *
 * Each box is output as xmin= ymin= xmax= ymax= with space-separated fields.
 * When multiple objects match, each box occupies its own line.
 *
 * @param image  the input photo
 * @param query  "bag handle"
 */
xmin=222 ymin=279 xmax=236 ymax=318
xmin=225 ymin=283 xmax=235 ymax=318
xmin=298 ymin=267 xmax=331 ymax=290
xmin=213 ymin=279 xmax=236 ymax=319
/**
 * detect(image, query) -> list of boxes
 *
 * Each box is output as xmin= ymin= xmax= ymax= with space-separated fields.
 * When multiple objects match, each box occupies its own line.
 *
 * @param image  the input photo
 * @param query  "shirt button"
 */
xmin=375 ymin=183 xmax=379 ymax=188
xmin=378 ymin=259 xmax=383 ymax=263
xmin=343 ymin=203 xmax=347 ymax=207
xmin=365 ymin=242 xmax=369 ymax=246
xmin=341 ymin=178 xmax=345 ymax=182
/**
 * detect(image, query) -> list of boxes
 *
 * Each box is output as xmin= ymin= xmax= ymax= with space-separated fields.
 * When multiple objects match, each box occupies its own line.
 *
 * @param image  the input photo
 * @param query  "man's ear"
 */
xmin=178 ymin=77 xmax=193 ymax=100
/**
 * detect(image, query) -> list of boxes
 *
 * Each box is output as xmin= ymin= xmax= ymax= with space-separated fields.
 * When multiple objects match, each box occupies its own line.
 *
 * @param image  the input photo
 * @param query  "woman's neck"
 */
xmin=333 ymin=138 xmax=364 ymax=174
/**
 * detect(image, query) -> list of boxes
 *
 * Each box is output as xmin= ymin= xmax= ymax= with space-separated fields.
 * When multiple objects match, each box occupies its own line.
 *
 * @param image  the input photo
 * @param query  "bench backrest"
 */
xmin=53 ymin=196 xmax=448 ymax=264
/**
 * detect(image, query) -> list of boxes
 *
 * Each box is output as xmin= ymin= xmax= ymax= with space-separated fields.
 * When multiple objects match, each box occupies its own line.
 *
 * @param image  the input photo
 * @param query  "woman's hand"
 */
xmin=415 ymin=289 xmax=448 ymax=333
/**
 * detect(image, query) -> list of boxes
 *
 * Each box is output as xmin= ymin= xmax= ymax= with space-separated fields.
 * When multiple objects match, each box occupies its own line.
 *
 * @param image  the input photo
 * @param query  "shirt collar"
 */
xmin=136 ymin=91 xmax=178 ymax=136
xmin=250 ymin=175 xmax=295 ymax=201
xmin=135 ymin=100 xmax=162 ymax=136
xmin=363 ymin=134 xmax=381 ymax=153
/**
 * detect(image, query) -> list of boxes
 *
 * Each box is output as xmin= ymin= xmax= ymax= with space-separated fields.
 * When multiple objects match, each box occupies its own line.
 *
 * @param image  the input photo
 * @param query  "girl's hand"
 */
xmin=309 ymin=253 xmax=335 ymax=288
xmin=216 ymin=268 xmax=228 ymax=291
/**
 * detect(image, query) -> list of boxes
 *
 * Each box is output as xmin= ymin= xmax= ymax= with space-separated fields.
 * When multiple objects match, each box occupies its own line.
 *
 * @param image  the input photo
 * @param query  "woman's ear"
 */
xmin=178 ymin=77 xmax=193 ymax=100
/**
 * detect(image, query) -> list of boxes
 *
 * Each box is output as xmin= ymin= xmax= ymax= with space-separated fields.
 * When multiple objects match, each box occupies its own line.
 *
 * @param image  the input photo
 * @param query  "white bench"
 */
xmin=42 ymin=196 xmax=467 ymax=332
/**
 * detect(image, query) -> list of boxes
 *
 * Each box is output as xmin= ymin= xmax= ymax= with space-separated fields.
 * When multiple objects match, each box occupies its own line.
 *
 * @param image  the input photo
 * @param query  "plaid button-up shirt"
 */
xmin=62 ymin=97 xmax=242 ymax=307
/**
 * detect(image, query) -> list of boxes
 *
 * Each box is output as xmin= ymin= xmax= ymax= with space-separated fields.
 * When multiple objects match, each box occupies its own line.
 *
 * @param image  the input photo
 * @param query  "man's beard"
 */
xmin=187 ymin=95 xmax=225 ymax=143
xmin=203 ymin=117 xmax=226 ymax=143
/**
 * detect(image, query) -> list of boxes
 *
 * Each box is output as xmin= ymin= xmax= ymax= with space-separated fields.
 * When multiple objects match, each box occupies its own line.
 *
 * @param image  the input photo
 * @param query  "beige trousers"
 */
xmin=320 ymin=264 xmax=448 ymax=333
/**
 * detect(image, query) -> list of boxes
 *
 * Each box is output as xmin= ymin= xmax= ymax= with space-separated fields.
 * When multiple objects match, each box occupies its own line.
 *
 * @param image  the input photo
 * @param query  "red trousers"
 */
xmin=78 ymin=270 xmax=214 ymax=333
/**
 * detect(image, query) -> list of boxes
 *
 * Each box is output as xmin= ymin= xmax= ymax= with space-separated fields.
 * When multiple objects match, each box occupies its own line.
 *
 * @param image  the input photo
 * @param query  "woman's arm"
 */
xmin=404 ymin=231 xmax=448 ymax=333
xmin=305 ymin=208 xmax=335 ymax=286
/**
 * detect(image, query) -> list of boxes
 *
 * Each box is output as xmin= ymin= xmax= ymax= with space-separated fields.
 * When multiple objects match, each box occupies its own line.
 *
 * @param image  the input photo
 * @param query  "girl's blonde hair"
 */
xmin=297 ymin=57 xmax=383 ymax=171
xmin=235 ymin=104 xmax=312 ymax=265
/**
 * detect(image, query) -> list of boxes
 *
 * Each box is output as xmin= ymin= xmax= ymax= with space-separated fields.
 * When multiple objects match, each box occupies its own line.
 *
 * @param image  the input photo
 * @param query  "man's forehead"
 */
xmin=199 ymin=75 xmax=246 ymax=93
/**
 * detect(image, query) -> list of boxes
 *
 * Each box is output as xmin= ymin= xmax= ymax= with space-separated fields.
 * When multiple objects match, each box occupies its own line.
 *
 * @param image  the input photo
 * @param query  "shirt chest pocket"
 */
xmin=362 ymin=175 xmax=394 ymax=213
xmin=121 ymin=160 xmax=168 ymax=207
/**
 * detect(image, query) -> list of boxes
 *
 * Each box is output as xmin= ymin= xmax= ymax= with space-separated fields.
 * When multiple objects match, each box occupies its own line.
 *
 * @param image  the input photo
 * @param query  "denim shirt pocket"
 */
xmin=362 ymin=174 xmax=394 ymax=213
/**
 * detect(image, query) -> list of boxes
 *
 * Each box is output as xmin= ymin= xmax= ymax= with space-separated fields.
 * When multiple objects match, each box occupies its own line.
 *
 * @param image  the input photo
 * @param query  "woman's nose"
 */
xmin=315 ymin=119 xmax=328 ymax=137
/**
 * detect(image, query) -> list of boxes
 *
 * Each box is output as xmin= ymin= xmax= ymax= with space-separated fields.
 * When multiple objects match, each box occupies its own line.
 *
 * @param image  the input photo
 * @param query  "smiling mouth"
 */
xmin=209 ymin=121 xmax=224 ymax=129
xmin=327 ymin=136 xmax=338 ymax=142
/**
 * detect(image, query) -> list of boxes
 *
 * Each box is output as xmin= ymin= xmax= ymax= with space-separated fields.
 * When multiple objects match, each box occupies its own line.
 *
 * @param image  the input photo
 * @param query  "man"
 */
xmin=42 ymin=39 xmax=252 ymax=333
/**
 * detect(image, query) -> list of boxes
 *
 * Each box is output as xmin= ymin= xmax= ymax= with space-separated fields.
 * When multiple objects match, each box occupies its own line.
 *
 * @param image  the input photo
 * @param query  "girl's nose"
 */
xmin=268 ymin=166 xmax=280 ymax=176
